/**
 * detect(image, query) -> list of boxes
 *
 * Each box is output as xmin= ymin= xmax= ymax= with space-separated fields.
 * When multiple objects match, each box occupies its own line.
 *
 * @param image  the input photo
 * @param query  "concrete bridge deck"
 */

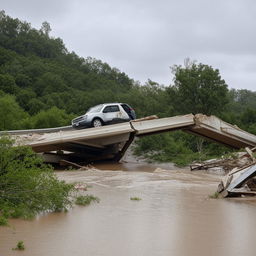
xmin=9 ymin=114 xmax=256 ymax=164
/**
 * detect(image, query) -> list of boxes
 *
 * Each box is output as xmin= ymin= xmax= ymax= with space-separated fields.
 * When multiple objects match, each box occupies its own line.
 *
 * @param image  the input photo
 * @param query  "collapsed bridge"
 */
xmin=9 ymin=114 xmax=256 ymax=165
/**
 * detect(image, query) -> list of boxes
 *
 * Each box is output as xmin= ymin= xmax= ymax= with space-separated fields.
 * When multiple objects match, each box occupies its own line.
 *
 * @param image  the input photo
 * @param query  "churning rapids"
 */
xmin=1 ymin=160 xmax=256 ymax=256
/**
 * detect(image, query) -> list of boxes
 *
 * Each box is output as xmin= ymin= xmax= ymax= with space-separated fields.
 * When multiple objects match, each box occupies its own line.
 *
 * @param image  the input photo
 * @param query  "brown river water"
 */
xmin=1 ymin=161 xmax=256 ymax=256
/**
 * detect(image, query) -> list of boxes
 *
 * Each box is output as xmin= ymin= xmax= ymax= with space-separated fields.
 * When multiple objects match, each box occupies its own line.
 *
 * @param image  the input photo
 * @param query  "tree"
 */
xmin=34 ymin=72 xmax=68 ymax=96
xmin=31 ymin=106 xmax=73 ymax=128
xmin=26 ymin=98 xmax=46 ymax=115
xmin=0 ymin=74 xmax=18 ymax=94
xmin=16 ymin=88 xmax=36 ymax=111
xmin=168 ymin=62 xmax=229 ymax=115
xmin=0 ymin=94 xmax=28 ymax=130
xmin=15 ymin=74 xmax=31 ymax=88
xmin=40 ymin=21 xmax=51 ymax=37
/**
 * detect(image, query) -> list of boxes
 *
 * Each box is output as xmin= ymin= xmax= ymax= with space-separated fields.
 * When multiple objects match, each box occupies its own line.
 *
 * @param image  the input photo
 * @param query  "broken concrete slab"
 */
xmin=187 ymin=114 xmax=256 ymax=149
xmin=220 ymin=163 xmax=256 ymax=197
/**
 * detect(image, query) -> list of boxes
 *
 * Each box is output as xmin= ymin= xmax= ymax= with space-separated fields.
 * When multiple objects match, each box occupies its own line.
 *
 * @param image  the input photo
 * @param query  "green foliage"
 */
xmin=134 ymin=132 xmax=232 ymax=167
xmin=241 ymin=108 xmax=256 ymax=125
xmin=168 ymin=61 xmax=229 ymax=115
xmin=30 ymin=106 xmax=74 ymax=128
xmin=134 ymin=132 xmax=198 ymax=166
xmin=209 ymin=192 xmax=220 ymax=199
xmin=0 ymin=93 xmax=28 ymax=130
xmin=0 ymin=74 xmax=18 ymax=94
xmin=75 ymin=195 xmax=100 ymax=206
xmin=227 ymin=89 xmax=256 ymax=114
xmin=0 ymin=136 xmax=74 ymax=218
xmin=34 ymin=72 xmax=68 ymax=96
xmin=0 ymin=215 xmax=8 ymax=226
xmin=130 ymin=197 xmax=141 ymax=201
xmin=15 ymin=88 xmax=36 ymax=111
xmin=13 ymin=241 xmax=25 ymax=250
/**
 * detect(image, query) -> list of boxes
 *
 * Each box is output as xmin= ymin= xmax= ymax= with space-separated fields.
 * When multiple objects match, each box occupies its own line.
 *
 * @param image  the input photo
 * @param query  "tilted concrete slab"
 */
xmin=131 ymin=114 xmax=195 ymax=135
xmin=187 ymin=114 xmax=256 ymax=149
xmin=27 ymin=122 xmax=133 ymax=153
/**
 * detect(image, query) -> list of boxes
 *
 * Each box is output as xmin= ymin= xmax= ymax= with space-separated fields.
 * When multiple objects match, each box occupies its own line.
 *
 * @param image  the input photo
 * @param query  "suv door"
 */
xmin=102 ymin=105 xmax=121 ymax=123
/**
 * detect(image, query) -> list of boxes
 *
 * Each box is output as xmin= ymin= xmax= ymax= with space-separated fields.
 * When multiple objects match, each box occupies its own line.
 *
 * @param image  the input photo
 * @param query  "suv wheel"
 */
xmin=92 ymin=118 xmax=103 ymax=127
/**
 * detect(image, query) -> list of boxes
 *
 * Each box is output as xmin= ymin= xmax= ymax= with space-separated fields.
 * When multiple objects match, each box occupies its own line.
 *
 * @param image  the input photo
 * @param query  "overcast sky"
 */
xmin=1 ymin=0 xmax=256 ymax=91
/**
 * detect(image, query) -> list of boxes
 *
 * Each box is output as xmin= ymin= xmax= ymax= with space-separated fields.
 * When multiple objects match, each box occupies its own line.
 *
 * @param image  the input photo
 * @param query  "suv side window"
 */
xmin=121 ymin=104 xmax=130 ymax=113
xmin=103 ymin=105 xmax=120 ymax=113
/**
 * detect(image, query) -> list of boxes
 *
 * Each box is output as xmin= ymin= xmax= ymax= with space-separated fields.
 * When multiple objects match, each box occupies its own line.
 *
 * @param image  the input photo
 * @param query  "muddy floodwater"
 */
xmin=1 ymin=161 xmax=256 ymax=256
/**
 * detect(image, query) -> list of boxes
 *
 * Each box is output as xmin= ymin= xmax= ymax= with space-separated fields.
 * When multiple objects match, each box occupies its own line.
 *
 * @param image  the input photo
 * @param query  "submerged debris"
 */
xmin=74 ymin=183 xmax=87 ymax=191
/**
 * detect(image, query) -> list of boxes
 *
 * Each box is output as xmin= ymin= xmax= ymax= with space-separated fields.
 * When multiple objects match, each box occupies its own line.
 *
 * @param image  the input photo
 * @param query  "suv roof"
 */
xmin=102 ymin=103 xmax=125 ymax=105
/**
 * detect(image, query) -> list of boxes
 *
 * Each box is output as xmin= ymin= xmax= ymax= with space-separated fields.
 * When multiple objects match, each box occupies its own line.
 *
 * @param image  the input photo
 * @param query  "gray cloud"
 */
xmin=1 ymin=0 xmax=256 ymax=90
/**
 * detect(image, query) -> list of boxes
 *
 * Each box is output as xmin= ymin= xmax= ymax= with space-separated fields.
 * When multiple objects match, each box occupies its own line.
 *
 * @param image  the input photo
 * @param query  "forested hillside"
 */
xmin=0 ymin=11 xmax=256 ymax=164
xmin=0 ymin=11 xmax=168 ymax=130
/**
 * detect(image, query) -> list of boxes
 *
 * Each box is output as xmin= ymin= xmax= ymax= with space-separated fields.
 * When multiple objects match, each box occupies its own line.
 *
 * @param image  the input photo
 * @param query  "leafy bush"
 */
xmin=0 ymin=215 xmax=8 ymax=226
xmin=0 ymin=136 xmax=74 ymax=219
xmin=13 ymin=241 xmax=25 ymax=250
xmin=75 ymin=195 xmax=100 ymax=206
xmin=0 ymin=94 xmax=28 ymax=130
xmin=30 ymin=106 xmax=74 ymax=128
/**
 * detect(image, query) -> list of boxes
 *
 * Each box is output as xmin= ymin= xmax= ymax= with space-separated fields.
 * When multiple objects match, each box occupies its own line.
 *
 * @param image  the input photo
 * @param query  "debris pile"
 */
xmin=190 ymin=147 xmax=256 ymax=174
xmin=218 ymin=163 xmax=256 ymax=197
xmin=208 ymin=147 xmax=256 ymax=197
xmin=191 ymin=147 xmax=256 ymax=197
xmin=14 ymin=133 xmax=44 ymax=146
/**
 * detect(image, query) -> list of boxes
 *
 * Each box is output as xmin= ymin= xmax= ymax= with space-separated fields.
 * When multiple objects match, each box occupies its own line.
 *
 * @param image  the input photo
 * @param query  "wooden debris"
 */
xmin=190 ymin=158 xmax=240 ymax=172
xmin=59 ymin=159 xmax=83 ymax=169
xmin=245 ymin=147 xmax=256 ymax=162
xmin=59 ymin=160 xmax=95 ymax=171
xmin=191 ymin=149 xmax=255 ymax=173
xmin=194 ymin=147 xmax=256 ymax=198
xmin=74 ymin=183 xmax=87 ymax=191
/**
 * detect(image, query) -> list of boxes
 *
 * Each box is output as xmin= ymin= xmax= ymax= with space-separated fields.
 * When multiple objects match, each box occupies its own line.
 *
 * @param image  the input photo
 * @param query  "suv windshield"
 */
xmin=87 ymin=104 xmax=103 ymax=113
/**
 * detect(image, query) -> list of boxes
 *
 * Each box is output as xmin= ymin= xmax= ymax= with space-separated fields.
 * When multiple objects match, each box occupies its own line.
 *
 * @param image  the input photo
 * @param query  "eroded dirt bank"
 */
xmin=1 ymin=162 xmax=256 ymax=256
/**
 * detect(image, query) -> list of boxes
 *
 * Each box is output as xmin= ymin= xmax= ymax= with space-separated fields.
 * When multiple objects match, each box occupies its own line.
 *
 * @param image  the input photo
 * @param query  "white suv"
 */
xmin=72 ymin=103 xmax=136 ymax=128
